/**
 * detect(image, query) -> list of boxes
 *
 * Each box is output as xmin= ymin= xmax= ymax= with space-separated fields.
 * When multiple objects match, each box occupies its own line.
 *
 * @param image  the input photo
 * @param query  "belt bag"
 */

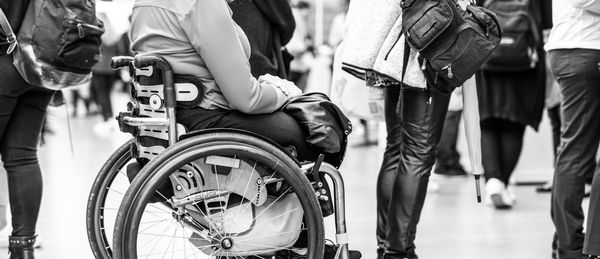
xmin=401 ymin=0 xmax=502 ymax=92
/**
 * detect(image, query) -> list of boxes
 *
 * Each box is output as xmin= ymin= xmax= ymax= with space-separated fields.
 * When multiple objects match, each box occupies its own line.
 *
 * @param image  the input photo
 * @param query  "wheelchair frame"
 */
xmin=95 ymin=55 xmax=352 ymax=258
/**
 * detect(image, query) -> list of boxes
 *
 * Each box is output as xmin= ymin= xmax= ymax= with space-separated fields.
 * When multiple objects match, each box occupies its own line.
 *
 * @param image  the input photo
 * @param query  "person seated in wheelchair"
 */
xmin=124 ymin=0 xmax=360 ymax=258
xmin=129 ymin=0 xmax=318 ymax=163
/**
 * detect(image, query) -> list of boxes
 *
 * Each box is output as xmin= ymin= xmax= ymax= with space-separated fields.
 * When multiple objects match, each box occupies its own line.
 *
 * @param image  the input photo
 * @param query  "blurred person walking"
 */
xmin=91 ymin=12 xmax=120 ymax=135
xmin=545 ymin=0 xmax=600 ymax=257
xmin=287 ymin=1 xmax=313 ymax=91
xmin=475 ymin=0 xmax=552 ymax=209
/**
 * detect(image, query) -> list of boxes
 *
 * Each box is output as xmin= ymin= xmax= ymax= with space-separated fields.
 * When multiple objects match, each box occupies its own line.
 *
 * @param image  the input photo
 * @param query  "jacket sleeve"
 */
xmin=568 ymin=0 xmax=600 ymax=12
xmin=254 ymin=0 xmax=296 ymax=45
xmin=180 ymin=0 xmax=288 ymax=114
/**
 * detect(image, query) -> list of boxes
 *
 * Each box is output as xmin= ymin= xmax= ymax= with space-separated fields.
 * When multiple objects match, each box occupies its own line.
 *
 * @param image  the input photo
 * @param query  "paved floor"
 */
xmin=0 ymin=98 xmax=586 ymax=259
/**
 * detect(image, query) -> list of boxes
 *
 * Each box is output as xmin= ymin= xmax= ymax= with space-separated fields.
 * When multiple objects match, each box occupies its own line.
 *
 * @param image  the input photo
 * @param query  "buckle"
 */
xmin=5 ymin=33 xmax=16 ymax=54
xmin=6 ymin=33 xmax=16 ymax=44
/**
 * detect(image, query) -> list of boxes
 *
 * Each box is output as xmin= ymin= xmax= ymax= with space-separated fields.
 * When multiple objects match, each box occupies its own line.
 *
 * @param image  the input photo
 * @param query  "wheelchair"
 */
xmin=86 ymin=54 xmax=353 ymax=259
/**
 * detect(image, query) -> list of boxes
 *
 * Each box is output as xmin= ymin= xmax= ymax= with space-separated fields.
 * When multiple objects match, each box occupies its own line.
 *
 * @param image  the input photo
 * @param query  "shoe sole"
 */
xmin=490 ymin=194 xmax=512 ymax=209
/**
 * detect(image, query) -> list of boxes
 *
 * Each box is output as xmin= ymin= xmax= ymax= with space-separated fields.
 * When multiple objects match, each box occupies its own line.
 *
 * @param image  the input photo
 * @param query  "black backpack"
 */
xmin=401 ymin=0 xmax=502 ymax=94
xmin=6 ymin=0 xmax=104 ymax=90
xmin=480 ymin=0 xmax=540 ymax=72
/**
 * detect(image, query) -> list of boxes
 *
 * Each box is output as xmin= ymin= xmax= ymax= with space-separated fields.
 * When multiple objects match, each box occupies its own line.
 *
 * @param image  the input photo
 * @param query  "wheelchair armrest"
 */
xmin=111 ymin=56 xmax=134 ymax=70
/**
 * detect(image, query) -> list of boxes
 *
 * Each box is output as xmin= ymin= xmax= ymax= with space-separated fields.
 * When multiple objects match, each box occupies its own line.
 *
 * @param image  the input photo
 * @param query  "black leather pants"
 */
xmin=376 ymin=85 xmax=450 ymax=258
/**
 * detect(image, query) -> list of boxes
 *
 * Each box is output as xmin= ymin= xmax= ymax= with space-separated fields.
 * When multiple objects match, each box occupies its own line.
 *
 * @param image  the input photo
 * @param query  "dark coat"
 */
xmin=230 ymin=0 xmax=295 ymax=79
xmin=475 ymin=0 xmax=552 ymax=130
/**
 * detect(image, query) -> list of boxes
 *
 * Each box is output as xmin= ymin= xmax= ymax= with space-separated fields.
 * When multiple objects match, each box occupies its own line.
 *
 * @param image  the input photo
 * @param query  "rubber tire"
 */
xmin=113 ymin=132 xmax=325 ymax=259
xmin=86 ymin=139 xmax=134 ymax=259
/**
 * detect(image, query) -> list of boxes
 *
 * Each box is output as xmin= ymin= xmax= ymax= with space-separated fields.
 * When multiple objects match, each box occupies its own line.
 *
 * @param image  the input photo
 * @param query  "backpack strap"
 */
xmin=0 ymin=8 xmax=17 ymax=54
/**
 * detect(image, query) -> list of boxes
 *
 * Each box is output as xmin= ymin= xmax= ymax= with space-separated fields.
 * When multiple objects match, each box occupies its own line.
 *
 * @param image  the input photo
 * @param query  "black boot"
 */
xmin=9 ymin=235 xmax=36 ymax=259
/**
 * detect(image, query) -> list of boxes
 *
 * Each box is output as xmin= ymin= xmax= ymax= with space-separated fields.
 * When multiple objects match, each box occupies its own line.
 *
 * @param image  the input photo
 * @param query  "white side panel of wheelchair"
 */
xmin=136 ymin=102 xmax=187 ymax=140
xmin=133 ymin=82 xmax=200 ymax=102
xmin=137 ymin=102 xmax=167 ymax=118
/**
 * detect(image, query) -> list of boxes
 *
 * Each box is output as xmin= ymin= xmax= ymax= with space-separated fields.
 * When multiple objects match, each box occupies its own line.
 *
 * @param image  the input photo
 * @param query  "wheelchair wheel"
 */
xmin=86 ymin=139 xmax=135 ymax=258
xmin=113 ymin=132 xmax=325 ymax=259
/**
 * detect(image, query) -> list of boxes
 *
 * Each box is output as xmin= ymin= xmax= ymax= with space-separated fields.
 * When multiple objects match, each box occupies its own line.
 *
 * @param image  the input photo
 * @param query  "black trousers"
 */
xmin=0 ymin=54 xmax=54 ymax=237
xmin=549 ymin=49 xmax=600 ymax=258
xmin=436 ymin=110 xmax=462 ymax=169
xmin=176 ymin=107 xmax=319 ymax=162
xmin=480 ymin=118 xmax=526 ymax=185
xmin=376 ymin=86 xmax=450 ymax=258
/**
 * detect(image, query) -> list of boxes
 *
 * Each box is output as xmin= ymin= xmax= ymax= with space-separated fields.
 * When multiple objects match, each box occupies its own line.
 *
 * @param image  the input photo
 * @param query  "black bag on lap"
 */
xmin=282 ymin=92 xmax=353 ymax=168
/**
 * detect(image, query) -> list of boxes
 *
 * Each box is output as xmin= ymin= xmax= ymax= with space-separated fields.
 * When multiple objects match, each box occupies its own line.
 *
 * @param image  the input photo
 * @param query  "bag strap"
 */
xmin=400 ymin=39 xmax=410 ymax=87
xmin=0 ymin=7 xmax=17 ymax=54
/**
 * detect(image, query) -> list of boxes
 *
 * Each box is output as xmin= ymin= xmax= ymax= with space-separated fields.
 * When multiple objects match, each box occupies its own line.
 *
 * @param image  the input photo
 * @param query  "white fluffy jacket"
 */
xmin=341 ymin=0 xmax=426 ymax=88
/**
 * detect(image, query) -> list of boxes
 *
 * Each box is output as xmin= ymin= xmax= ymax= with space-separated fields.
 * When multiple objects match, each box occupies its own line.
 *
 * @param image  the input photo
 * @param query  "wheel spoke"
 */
xmin=233 ymin=168 xmax=278 ymax=221
xmin=107 ymin=187 xmax=125 ymax=196
xmin=231 ymin=187 xmax=292 ymax=239
xmin=141 ymin=220 xmax=177 ymax=258
xmin=139 ymin=218 xmax=174 ymax=234
xmin=232 ymin=162 xmax=260 ymax=219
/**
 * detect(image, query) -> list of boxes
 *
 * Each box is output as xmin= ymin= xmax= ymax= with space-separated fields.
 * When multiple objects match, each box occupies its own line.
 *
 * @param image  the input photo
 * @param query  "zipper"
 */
xmin=77 ymin=23 xmax=84 ymax=38
xmin=442 ymin=64 xmax=454 ymax=78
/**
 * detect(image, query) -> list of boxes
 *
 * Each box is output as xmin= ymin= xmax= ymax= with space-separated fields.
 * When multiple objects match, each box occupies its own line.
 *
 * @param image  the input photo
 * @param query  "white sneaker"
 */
xmin=486 ymin=178 xmax=513 ymax=209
